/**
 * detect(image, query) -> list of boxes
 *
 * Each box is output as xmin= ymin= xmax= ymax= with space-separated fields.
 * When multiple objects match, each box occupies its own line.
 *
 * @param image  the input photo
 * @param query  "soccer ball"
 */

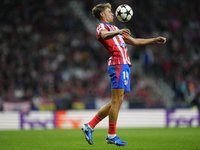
xmin=115 ymin=4 xmax=133 ymax=22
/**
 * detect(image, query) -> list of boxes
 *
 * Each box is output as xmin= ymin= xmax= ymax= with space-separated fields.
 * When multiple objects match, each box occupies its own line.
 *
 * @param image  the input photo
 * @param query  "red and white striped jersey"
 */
xmin=96 ymin=22 xmax=131 ymax=66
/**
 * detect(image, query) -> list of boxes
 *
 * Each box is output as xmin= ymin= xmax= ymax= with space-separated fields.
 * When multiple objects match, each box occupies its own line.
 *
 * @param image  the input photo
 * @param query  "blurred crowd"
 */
xmin=83 ymin=0 xmax=200 ymax=108
xmin=0 ymin=0 xmax=200 ymax=110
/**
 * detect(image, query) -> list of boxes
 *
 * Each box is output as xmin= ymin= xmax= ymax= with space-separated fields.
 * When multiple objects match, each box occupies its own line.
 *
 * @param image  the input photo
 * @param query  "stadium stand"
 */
xmin=0 ymin=0 xmax=199 ymax=111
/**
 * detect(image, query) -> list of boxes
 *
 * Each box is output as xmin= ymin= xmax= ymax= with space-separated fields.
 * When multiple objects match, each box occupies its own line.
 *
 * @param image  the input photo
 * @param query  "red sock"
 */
xmin=88 ymin=115 xmax=102 ymax=129
xmin=108 ymin=122 xmax=117 ymax=134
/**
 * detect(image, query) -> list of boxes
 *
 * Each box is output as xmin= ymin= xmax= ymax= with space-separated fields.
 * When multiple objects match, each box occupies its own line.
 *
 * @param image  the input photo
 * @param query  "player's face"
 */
xmin=102 ymin=7 xmax=114 ymax=23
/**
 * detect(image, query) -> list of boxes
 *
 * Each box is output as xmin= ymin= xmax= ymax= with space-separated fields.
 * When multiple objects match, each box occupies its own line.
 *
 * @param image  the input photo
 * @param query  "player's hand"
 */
xmin=119 ymin=29 xmax=131 ymax=37
xmin=155 ymin=36 xmax=166 ymax=44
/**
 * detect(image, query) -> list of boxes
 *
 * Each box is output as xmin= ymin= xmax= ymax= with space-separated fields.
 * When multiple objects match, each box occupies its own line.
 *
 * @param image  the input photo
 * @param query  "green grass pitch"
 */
xmin=0 ymin=128 xmax=199 ymax=150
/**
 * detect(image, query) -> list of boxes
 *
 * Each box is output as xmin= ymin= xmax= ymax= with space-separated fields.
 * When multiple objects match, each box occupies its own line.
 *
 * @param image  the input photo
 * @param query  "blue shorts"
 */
xmin=108 ymin=64 xmax=131 ymax=92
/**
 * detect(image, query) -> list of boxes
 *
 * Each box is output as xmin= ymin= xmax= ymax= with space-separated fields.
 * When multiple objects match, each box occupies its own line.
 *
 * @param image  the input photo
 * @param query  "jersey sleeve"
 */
xmin=96 ymin=23 xmax=108 ymax=38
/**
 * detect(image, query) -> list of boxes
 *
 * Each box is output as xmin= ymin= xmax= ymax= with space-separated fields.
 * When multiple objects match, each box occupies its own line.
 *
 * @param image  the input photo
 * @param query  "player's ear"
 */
xmin=100 ymin=12 xmax=104 ymax=18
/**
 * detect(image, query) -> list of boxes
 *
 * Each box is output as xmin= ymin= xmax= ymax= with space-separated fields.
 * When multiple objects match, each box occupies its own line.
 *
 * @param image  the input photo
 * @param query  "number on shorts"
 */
xmin=123 ymin=71 xmax=129 ymax=79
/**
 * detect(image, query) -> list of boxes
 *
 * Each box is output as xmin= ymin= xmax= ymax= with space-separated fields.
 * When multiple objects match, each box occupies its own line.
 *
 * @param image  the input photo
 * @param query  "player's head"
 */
xmin=92 ymin=3 xmax=114 ymax=23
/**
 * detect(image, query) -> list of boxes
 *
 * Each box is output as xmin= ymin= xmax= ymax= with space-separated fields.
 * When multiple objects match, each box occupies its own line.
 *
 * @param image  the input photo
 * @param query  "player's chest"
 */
xmin=108 ymin=25 xmax=118 ymax=31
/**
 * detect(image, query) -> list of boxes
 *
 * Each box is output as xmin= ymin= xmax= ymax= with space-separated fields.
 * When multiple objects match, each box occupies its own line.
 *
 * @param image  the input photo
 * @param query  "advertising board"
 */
xmin=0 ymin=109 xmax=199 ymax=130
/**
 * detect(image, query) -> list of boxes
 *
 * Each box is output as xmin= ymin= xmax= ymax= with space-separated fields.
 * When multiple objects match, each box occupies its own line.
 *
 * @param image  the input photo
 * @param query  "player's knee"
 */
xmin=111 ymin=98 xmax=123 ymax=106
xmin=118 ymin=94 xmax=124 ymax=104
xmin=118 ymin=99 xmax=123 ymax=105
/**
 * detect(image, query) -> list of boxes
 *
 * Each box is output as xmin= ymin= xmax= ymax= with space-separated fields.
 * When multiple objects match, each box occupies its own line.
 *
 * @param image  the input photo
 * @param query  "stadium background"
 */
xmin=0 ymin=0 xmax=200 ymax=113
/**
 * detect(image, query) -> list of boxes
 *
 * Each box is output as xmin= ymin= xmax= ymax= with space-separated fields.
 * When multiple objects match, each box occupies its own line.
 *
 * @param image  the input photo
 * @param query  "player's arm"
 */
xmin=124 ymin=36 xmax=166 ymax=46
xmin=100 ymin=29 xmax=131 ymax=40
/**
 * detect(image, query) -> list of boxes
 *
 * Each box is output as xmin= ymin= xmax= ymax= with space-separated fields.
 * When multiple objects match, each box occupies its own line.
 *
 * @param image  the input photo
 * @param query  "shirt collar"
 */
xmin=103 ymin=22 xmax=112 ymax=25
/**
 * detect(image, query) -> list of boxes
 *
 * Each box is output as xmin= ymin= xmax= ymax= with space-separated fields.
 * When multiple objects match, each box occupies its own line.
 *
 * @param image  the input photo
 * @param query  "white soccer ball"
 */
xmin=115 ymin=4 xmax=133 ymax=22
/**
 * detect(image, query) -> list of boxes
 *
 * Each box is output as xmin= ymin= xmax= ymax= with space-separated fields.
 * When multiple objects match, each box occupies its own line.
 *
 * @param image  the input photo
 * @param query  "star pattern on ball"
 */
xmin=125 ymin=9 xmax=131 ymax=16
xmin=117 ymin=9 xmax=122 ymax=17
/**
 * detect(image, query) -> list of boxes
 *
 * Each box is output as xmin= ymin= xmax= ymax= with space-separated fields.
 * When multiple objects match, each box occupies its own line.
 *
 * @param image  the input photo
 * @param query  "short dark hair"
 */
xmin=92 ymin=3 xmax=111 ymax=20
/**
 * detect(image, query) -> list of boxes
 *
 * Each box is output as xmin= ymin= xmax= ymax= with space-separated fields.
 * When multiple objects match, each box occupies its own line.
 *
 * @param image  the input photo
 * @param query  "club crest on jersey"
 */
xmin=124 ymin=80 xmax=128 ymax=85
xmin=120 ymin=43 xmax=126 ymax=47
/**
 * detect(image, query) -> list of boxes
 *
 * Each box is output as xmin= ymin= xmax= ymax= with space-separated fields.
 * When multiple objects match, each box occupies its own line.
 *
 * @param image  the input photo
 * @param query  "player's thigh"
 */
xmin=111 ymin=88 xmax=125 ymax=103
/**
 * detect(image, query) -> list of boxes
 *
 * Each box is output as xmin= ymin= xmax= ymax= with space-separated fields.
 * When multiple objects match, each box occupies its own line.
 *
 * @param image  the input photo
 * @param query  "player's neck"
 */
xmin=99 ymin=18 xmax=110 ymax=24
